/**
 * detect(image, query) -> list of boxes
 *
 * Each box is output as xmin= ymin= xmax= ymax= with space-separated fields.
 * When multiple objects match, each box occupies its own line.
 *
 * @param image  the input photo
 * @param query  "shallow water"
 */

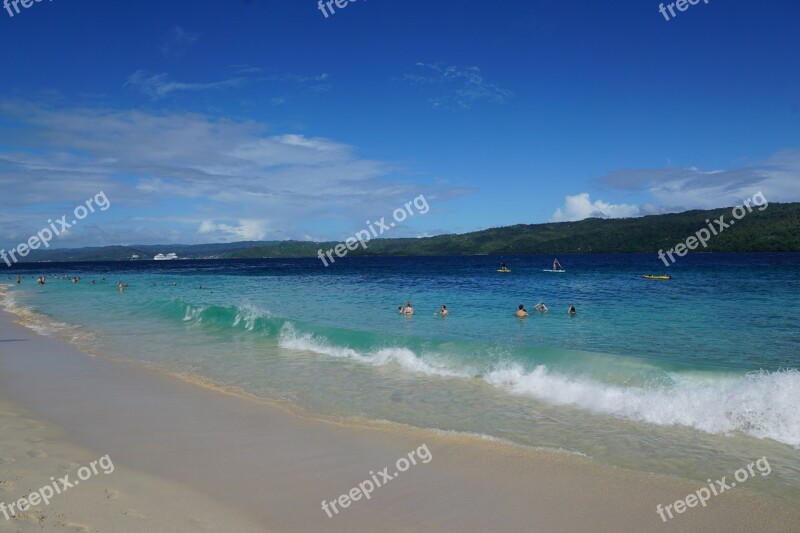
xmin=3 ymin=253 xmax=799 ymax=503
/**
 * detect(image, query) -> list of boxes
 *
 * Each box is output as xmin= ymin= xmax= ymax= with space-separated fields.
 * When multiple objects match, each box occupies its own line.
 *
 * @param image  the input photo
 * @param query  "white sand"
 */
xmin=0 ymin=396 xmax=266 ymax=532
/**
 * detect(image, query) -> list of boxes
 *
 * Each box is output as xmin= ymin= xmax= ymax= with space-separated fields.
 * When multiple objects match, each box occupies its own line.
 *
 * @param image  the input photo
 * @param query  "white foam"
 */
xmin=277 ymin=324 xmax=470 ymax=378
xmin=232 ymin=303 xmax=271 ymax=332
xmin=182 ymin=304 xmax=206 ymax=322
xmin=485 ymin=364 xmax=800 ymax=447
xmin=275 ymin=322 xmax=800 ymax=447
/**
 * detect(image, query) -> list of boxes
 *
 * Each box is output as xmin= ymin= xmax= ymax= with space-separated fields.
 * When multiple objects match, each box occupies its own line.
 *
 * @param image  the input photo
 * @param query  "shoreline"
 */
xmin=2 ymin=303 xmax=800 ymax=531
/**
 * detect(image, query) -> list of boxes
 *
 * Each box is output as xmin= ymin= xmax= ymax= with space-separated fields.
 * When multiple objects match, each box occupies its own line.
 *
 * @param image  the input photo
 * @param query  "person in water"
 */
xmin=398 ymin=306 xmax=404 ymax=314
xmin=568 ymin=305 xmax=576 ymax=315
xmin=515 ymin=304 xmax=529 ymax=317
xmin=437 ymin=305 xmax=448 ymax=317
xmin=533 ymin=302 xmax=548 ymax=312
xmin=553 ymin=258 xmax=562 ymax=270
xmin=404 ymin=302 xmax=414 ymax=316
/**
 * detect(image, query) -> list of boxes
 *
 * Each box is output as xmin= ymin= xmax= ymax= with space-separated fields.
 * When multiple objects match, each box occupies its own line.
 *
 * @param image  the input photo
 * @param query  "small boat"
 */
xmin=154 ymin=253 xmax=179 ymax=261
xmin=643 ymin=275 xmax=671 ymax=280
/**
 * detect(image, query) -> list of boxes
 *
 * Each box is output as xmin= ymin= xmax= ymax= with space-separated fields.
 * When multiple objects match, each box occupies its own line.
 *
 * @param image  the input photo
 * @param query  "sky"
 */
xmin=0 ymin=0 xmax=798 ymax=248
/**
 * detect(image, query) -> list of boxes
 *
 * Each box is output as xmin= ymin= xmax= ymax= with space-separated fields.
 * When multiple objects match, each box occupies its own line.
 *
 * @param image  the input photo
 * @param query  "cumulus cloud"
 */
xmin=551 ymin=193 xmax=639 ymax=222
xmin=198 ymin=219 xmax=268 ymax=241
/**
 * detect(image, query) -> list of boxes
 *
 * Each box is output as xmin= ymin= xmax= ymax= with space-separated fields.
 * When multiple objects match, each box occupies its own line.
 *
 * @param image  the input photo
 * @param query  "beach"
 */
xmin=3 ymin=0 xmax=800 ymax=529
xmin=2 ymin=283 xmax=799 ymax=532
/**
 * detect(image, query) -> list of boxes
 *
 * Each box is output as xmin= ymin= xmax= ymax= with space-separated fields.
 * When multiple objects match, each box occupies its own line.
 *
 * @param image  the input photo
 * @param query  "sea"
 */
xmin=2 ymin=252 xmax=799 ymax=504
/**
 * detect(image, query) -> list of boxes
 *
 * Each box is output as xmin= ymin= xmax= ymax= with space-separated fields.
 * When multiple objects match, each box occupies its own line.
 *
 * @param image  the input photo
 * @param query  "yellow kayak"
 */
xmin=643 ymin=275 xmax=671 ymax=280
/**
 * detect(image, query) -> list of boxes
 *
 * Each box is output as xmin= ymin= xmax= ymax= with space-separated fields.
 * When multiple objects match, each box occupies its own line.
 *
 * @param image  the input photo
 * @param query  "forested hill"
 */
xmin=12 ymin=203 xmax=800 ymax=263
xmin=232 ymin=202 xmax=800 ymax=258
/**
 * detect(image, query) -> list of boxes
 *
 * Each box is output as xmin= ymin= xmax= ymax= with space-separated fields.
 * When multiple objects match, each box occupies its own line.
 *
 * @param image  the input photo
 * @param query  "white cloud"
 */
xmin=400 ymin=63 xmax=512 ymax=109
xmin=258 ymin=72 xmax=331 ymax=93
xmin=0 ymin=100 xmax=468 ymax=246
xmin=159 ymin=26 xmax=200 ymax=59
xmin=551 ymin=193 xmax=640 ymax=222
xmin=596 ymin=149 xmax=800 ymax=210
xmin=126 ymin=71 xmax=245 ymax=99
xmin=198 ymin=219 xmax=268 ymax=241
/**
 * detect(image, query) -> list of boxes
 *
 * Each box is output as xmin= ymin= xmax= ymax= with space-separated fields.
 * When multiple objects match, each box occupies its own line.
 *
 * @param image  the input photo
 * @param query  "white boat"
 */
xmin=153 ymin=253 xmax=178 ymax=261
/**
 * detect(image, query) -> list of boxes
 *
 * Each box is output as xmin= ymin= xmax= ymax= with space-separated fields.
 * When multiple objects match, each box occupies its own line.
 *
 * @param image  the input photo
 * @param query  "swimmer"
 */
xmin=568 ymin=305 xmax=576 ymax=315
xmin=398 ymin=306 xmax=404 ymax=314
xmin=533 ymin=302 xmax=548 ymax=312
xmin=436 ymin=305 xmax=448 ymax=317
xmin=515 ymin=304 xmax=529 ymax=317
xmin=404 ymin=302 xmax=414 ymax=316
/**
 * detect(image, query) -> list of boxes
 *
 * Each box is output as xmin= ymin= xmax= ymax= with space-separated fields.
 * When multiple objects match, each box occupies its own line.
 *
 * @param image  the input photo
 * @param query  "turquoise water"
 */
xmin=3 ymin=253 xmax=800 ymax=502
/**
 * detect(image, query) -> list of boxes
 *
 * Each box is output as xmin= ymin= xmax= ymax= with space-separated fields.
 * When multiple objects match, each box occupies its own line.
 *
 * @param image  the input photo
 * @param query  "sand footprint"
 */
xmin=26 ymin=449 xmax=48 ymax=458
xmin=104 ymin=488 xmax=121 ymax=499
xmin=63 ymin=522 xmax=90 ymax=531
xmin=123 ymin=509 xmax=146 ymax=519
xmin=0 ymin=456 xmax=16 ymax=465
xmin=0 ymin=479 xmax=14 ymax=492
xmin=15 ymin=510 xmax=44 ymax=524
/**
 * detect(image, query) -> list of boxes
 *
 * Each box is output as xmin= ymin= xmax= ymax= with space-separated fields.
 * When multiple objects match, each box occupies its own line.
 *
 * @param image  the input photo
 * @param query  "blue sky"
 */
xmin=1 ymin=0 xmax=798 ymax=247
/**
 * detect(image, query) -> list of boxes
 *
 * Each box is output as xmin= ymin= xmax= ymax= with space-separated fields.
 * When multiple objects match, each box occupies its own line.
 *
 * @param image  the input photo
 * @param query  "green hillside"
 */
xmin=12 ymin=203 xmax=800 ymax=263
xmin=233 ymin=202 xmax=800 ymax=258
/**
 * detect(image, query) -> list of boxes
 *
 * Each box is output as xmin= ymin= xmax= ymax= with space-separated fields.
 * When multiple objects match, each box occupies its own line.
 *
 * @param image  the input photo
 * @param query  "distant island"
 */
xmin=13 ymin=203 xmax=800 ymax=263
